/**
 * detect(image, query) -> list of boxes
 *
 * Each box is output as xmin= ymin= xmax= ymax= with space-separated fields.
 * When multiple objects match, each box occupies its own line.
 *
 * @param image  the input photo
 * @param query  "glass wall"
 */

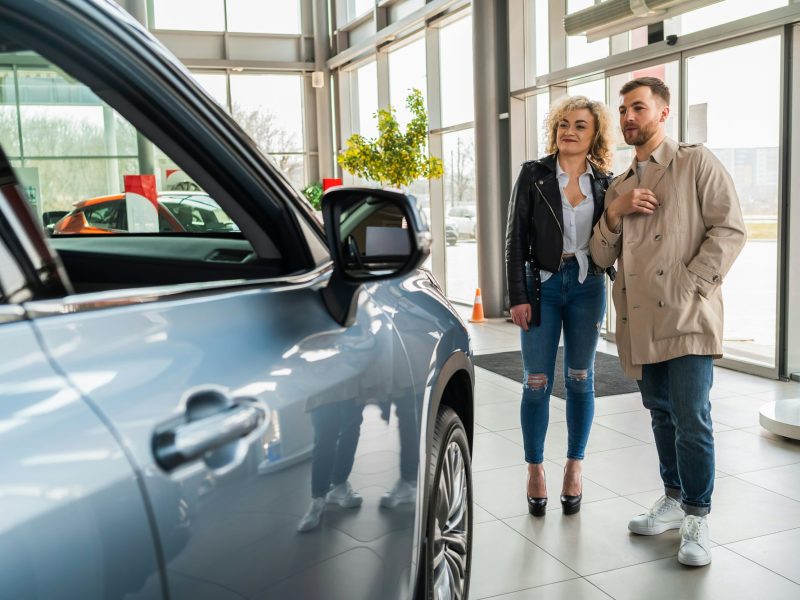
xmin=389 ymin=37 xmax=427 ymax=129
xmin=153 ymin=0 xmax=301 ymax=34
xmin=443 ymin=128 xmax=477 ymax=303
xmin=667 ymin=0 xmax=787 ymax=36
xmin=439 ymin=14 xmax=477 ymax=302
xmin=566 ymin=0 xmax=609 ymax=67
xmin=191 ymin=71 xmax=307 ymax=191
xmin=230 ymin=74 xmax=305 ymax=190
xmin=354 ymin=61 xmax=379 ymax=140
xmin=685 ymin=36 xmax=782 ymax=368
xmin=439 ymin=16 xmax=474 ymax=128
xmin=389 ymin=37 xmax=430 ymax=220
xmin=0 ymin=62 xmax=139 ymax=216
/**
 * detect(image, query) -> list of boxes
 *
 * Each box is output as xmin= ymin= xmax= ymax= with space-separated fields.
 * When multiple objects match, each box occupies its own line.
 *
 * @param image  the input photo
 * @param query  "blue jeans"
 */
xmin=519 ymin=258 xmax=606 ymax=464
xmin=638 ymin=355 xmax=714 ymax=516
xmin=310 ymin=400 xmax=364 ymax=498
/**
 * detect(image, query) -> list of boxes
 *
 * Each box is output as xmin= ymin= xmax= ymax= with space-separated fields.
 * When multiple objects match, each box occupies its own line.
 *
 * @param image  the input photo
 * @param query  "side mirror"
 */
xmin=321 ymin=187 xmax=431 ymax=326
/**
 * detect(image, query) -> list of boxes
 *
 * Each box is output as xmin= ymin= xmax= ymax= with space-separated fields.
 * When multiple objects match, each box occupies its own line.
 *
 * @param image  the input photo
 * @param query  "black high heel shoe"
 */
xmin=526 ymin=468 xmax=547 ymax=517
xmin=560 ymin=468 xmax=582 ymax=515
xmin=527 ymin=495 xmax=548 ymax=517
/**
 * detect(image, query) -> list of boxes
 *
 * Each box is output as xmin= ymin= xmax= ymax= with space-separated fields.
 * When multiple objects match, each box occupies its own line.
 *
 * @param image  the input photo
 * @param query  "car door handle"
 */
xmin=154 ymin=403 xmax=265 ymax=471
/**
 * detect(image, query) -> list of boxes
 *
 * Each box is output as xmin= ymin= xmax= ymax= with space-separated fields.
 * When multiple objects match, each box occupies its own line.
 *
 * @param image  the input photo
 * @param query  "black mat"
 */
xmin=474 ymin=349 xmax=639 ymax=398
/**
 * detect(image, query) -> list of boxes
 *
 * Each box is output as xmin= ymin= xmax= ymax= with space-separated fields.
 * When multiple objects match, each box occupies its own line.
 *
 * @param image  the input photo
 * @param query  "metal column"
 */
xmin=472 ymin=0 xmax=509 ymax=317
xmin=312 ymin=0 xmax=335 ymax=179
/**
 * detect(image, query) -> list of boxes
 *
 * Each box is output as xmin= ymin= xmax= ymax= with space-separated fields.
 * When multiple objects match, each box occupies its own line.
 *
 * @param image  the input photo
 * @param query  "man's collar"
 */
xmin=624 ymin=136 xmax=678 ymax=178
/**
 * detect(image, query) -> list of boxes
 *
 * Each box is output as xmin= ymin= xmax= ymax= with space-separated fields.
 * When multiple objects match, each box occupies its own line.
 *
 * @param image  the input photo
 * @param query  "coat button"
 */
xmin=622 ymin=287 xmax=626 ymax=292
xmin=601 ymin=240 xmax=608 ymax=247
xmin=654 ymin=234 xmax=662 ymax=241
xmin=658 ymin=300 xmax=665 ymax=307
xmin=621 ymin=317 xmax=627 ymax=323
xmin=657 ymin=269 xmax=664 ymax=276
xmin=712 ymin=274 xmax=720 ymax=282
xmin=538 ymin=180 xmax=544 ymax=184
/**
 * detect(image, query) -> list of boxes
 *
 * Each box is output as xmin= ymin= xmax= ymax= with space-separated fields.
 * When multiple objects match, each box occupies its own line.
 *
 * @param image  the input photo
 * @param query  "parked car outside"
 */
xmin=0 ymin=1 xmax=474 ymax=599
xmin=53 ymin=192 xmax=239 ymax=235
xmin=445 ymin=220 xmax=458 ymax=246
xmin=447 ymin=205 xmax=477 ymax=238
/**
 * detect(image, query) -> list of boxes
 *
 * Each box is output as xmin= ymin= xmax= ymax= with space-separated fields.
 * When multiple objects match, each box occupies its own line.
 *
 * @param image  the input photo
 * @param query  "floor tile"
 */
xmin=469 ymin=520 xmax=577 ymax=599
xmin=587 ymin=547 xmax=800 ymax=600
xmin=593 ymin=393 xmax=645 ymax=416
xmin=727 ymin=528 xmax=800 ymax=584
xmin=550 ymin=445 xmax=664 ymax=496
xmin=473 ymin=502 xmax=498 ymax=524
xmin=706 ymin=476 xmax=800 ymax=544
xmin=498 ymin=421 xmax=644 ymax=459
xmin=476 ymin=578 xmax=612 ymax=600
xmin=476 ymin=400 xmax=525 ymax=431
xmin=472 ymin=461 xmax=617 ymax=520
xmin=505 ymin=497 xmax=682 ymax=576
xmin=714 ymin=429 xmax=800 ymax=475
xmin=711 ymin=395 xmax=773 ymax=429
xmin=473 ymin=432 xmax=527 ymax=472
xmin=737 ymin=461 xmax=800 ymax=501
xmin=475 ymin=380 xmax=521 ymax=406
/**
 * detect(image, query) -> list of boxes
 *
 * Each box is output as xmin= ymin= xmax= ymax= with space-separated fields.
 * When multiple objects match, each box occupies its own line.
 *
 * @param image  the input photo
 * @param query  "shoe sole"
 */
xmin=678 ymin=552 xmax=712 ymax=566
xmin=628 ymin=520 xmax=683 ymax=535
xmin=327 ymin=498 xmax=363 ymax=508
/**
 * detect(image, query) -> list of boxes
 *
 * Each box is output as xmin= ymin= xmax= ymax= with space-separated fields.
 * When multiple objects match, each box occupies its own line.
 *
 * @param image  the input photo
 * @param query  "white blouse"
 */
xmin=539 ymin=159 xmax=595 ymax=284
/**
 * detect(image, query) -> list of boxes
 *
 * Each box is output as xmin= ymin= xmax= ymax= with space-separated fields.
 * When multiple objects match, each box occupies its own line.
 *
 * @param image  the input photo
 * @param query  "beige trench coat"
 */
xmin=589 ymin=136 xmax=747 ymax=379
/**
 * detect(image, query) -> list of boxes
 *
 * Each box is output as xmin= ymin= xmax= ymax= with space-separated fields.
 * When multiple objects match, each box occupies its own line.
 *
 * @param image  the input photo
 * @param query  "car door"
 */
xmin=0 ymin=2 xmax=422 ymax=598
xmin=0 ymin=175 xmax=163 ymax=599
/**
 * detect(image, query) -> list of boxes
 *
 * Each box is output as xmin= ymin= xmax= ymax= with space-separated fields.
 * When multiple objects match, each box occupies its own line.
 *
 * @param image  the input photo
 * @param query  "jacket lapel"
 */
xmin=611 ymin=169 xmax=638 ymax=200
xmin=640 ymin=137 xmax=678 ymax=192
xmin=538 ymin=172 xmax=563 ymax=232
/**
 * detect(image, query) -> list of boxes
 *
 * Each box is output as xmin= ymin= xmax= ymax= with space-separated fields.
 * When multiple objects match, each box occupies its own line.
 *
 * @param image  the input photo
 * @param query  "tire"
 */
xmin=423 ymin=406 xmax=472 ymax=600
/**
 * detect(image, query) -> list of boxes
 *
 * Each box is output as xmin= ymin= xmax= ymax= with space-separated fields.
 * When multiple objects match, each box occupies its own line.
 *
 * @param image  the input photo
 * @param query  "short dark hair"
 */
xmin=619 ymin=77 xmax=670 ymax=106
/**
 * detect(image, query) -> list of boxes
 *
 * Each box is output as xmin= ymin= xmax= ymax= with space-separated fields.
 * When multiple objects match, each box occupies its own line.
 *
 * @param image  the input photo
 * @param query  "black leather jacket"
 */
xmin=505 ymin=153 xmax=613 ymax=324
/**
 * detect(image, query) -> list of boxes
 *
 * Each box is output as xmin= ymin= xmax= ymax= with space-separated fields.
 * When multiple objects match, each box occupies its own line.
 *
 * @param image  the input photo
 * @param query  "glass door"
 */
xmin=684 ymin=33 xmax=783 ymax=373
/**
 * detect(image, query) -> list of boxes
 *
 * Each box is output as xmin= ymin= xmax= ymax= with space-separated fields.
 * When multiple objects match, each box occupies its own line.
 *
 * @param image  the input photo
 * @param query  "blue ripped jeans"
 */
xmin=519 ymin=258 xmax=606 ymax=464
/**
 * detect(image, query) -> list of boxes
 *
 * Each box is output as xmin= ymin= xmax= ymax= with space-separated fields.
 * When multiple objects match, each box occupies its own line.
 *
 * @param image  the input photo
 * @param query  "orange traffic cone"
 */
xmin=469 ymin=288 xmax=487 ymax=323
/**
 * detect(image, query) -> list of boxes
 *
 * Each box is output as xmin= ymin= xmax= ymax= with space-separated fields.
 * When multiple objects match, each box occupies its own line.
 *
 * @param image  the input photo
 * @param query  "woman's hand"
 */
xmin=510 ymin=303 xmax=532 ymax=332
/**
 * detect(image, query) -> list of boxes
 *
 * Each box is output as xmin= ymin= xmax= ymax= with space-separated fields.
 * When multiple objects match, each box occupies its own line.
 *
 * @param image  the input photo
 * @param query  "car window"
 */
xmin=83 ymin=202 xmax=123 ymax=229
xmin=0 ymin=50 xmax=242 ymax=241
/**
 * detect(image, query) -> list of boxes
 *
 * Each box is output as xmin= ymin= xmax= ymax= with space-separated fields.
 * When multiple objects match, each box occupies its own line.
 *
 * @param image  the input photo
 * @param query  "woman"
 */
xmin=505 ymin=95 xmax=614 ymax=516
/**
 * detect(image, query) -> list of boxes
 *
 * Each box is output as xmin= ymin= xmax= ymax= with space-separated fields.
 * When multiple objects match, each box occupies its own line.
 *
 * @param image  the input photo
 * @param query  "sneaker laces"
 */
xmin=681 ymin=516 xmax=703 ymax=543
xmin=649 ymin=495 xmax=677 ymax=518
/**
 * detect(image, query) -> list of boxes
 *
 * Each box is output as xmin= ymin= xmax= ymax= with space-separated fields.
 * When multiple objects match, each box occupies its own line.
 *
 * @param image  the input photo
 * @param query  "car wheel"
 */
xmin=424 ymin=406 xmax=472 ymax=600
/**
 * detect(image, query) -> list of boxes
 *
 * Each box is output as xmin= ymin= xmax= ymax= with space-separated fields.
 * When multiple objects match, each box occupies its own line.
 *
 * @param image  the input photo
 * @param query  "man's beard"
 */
xmin=623 ymin=119 xmax=659 ymax=146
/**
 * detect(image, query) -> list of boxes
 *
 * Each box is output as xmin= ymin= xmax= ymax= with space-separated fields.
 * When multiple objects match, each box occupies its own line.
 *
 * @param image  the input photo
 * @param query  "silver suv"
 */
xmin=0 ymin=1 xmax=474 ymax=598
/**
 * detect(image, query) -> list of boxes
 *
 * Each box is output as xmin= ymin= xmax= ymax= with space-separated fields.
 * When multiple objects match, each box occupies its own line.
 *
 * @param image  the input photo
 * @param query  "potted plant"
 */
xmin=337 ymin=88 xmax=443 ymax=189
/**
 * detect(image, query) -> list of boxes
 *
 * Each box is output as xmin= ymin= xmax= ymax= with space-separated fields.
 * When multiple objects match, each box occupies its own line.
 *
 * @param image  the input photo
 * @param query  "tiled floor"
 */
xmin=457 ymin=308 xmax=800 ymax=600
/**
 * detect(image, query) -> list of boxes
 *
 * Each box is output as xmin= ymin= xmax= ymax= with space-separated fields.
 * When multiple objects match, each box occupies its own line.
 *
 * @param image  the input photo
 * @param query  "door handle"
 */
xmin=154 ymin=403 xmax=266 ymax=471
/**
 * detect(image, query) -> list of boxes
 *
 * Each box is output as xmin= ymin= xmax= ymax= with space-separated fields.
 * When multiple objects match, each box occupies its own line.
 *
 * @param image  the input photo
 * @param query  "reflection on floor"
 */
xmin=458 ymin=306 xmax=800 ymax=600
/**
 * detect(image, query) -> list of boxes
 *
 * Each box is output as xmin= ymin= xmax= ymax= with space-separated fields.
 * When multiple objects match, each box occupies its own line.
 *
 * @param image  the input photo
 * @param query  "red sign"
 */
xmin=322 ymin=178 xmax=342 ymax=191
xmin=124 ymin=174 xmax=158 ymax=208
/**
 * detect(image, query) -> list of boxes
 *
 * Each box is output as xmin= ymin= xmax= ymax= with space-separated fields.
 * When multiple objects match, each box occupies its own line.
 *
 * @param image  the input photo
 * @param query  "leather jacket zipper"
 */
xmin=534 ymin=180 xmax=563 ymax=236
xmin=534 ymin=179 xmax=564 ymax=269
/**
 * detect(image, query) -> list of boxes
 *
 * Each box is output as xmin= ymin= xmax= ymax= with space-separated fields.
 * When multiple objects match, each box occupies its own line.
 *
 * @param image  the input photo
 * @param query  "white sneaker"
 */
xmin=380 ymin=479 xmax=417 ymax=508
xmin=628 ymin=494 xmax=685 ymax=535
xmin=678 ymin=515 xmax=712 ymax=566
xmin=326 ymin=481 xmax=363 ymax=508
xmin=297 ymin=497 xmax=325 ymax=532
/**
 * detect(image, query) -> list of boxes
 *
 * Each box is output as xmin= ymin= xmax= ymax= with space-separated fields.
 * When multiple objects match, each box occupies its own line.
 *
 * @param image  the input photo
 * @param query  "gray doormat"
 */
xmin=473 ymin=349 xmax=639 ymax=398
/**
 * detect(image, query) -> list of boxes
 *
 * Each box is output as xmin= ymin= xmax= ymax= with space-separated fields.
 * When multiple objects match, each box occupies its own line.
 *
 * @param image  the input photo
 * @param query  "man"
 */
xmin=589 ymin=77 xmax=746 ymax=567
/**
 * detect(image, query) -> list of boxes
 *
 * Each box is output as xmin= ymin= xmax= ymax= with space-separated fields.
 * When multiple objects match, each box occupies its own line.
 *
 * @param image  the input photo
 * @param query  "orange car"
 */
xmin=53 ymin=192 xmax=238 ymax=234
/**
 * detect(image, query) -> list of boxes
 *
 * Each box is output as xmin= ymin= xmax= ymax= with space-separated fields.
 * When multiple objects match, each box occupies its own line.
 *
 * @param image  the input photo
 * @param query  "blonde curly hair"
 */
xmin=543 ymin=95 xmax=614 ymax=173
